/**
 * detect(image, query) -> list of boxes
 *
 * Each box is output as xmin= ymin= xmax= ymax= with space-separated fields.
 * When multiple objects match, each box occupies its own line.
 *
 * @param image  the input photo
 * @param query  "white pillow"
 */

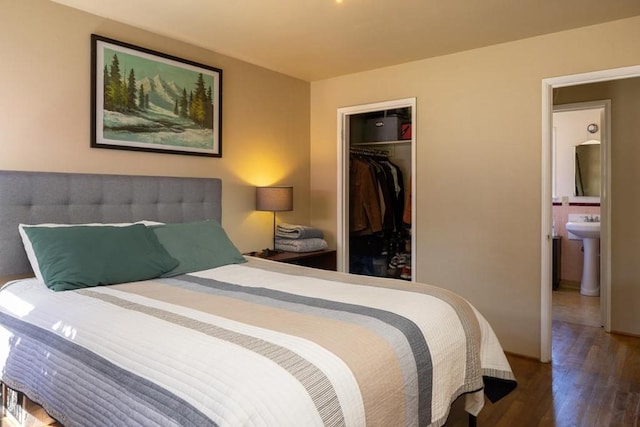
xmin=18 ymin=220 xmax=165 ymax=283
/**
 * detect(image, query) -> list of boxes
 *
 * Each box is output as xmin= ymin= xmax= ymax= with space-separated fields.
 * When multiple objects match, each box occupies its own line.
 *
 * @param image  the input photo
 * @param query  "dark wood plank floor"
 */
xmin=446 ymin=320 xmax=640 ymax=426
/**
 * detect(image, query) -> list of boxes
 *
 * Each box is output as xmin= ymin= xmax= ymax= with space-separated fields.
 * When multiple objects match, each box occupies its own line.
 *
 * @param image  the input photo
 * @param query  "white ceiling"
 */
xmin=51 ymin=0 xmax=640 ymax=81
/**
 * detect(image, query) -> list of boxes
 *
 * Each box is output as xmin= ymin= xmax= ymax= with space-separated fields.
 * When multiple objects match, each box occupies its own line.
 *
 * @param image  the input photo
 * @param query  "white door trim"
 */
xmin=540 ymin=64 xmax=640 ymax=362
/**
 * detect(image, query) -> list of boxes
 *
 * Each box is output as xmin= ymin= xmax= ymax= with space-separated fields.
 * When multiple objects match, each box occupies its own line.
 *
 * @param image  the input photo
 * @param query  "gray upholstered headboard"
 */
xmin=0 ymin=171 xmax=222 ymax=276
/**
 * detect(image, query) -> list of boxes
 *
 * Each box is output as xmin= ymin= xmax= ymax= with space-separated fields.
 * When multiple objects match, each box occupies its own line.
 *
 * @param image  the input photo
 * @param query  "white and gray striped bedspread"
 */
xmin=0 ymin=258 xmax=516 ymax=426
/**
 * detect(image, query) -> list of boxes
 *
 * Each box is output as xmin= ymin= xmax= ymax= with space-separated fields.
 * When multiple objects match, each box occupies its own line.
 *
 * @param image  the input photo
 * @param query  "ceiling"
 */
xmin=51 ymin=0 xmax=640 ymax=82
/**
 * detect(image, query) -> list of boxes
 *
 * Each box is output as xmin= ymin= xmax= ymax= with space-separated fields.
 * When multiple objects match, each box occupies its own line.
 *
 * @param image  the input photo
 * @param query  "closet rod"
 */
xmin=349 ymin=147 xmax=390 ymax=158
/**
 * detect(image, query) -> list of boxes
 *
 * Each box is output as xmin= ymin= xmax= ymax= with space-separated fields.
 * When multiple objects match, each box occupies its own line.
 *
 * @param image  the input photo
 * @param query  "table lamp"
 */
xmin=256 ymin=186 xmax=293 ymax=256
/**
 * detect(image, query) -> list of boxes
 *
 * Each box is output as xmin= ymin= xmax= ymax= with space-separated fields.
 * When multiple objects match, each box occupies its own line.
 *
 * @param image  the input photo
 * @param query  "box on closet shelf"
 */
xmin=400 ymin=123 xmax=412 ymax=140
xmin=364 ymin=116 xmax=402 ymax=142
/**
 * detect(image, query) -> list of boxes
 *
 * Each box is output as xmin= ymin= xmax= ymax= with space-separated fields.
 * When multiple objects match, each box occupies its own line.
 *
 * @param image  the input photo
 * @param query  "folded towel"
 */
xmin=275 ymin=223 xmax=324 ymax=240
xmin=275 ymin=237 xmax=328 ymax=253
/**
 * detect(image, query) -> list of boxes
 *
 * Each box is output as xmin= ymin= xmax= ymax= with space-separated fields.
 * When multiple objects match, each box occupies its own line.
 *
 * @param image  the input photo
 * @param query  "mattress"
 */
xmin=0 ymin=257 xmax=516 ymax=426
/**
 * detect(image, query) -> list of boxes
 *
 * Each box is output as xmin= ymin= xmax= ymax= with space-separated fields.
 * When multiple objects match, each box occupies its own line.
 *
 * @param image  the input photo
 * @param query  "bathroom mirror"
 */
xmin=574 ymin=143 xmax=601 ymax=197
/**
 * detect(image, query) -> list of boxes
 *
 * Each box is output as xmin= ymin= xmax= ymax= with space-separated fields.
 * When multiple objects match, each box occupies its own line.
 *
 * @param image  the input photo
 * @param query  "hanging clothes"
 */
xmin=349 ymin=155 xmax=383 ymax=235
xmin=349 ymin=149 xmax=405 ymax=235
xmin=403 ymin=179 xmax=412 ymax=225
xmin=349 ymin=147 xmax=410 ymax=279
xmin=381 ymin=160 xmax=405 ymax=232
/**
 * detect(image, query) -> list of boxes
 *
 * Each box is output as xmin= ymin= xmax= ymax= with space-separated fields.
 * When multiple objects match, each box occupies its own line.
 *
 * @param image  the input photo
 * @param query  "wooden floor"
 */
xmin=446 ymin=288 xmax=640 ymax=426
xmin=552 ymin=286 xmax=600 ymax=327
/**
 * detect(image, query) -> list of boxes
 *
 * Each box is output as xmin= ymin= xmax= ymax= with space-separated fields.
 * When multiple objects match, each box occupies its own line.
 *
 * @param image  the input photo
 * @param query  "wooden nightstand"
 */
xmin=247 ymin=249 xmax=337 ymax=271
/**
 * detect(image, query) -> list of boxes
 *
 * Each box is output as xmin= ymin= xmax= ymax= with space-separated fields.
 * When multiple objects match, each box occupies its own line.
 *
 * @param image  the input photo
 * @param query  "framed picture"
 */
xmin=91 ymin=34 xmax=222 ymax=157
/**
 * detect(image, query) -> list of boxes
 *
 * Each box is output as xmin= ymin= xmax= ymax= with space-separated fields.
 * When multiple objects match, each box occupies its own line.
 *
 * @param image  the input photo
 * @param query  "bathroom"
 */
xmin=551 ymin=104 xmax=603 ymax=327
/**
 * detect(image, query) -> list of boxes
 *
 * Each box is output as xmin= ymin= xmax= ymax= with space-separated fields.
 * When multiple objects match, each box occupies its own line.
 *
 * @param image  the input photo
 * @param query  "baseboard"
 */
xmin=558 ymin=280 xmax=580 ymax=290
xmin=502 ymin=350 xmax=546 ymax=363
xmin=610 ymin=330 xmax=640 ymax=339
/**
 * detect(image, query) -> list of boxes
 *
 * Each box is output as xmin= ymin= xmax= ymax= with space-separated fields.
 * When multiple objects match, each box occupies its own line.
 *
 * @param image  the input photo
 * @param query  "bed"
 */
xmin=0 ymin=170 xmax=516 ymax=427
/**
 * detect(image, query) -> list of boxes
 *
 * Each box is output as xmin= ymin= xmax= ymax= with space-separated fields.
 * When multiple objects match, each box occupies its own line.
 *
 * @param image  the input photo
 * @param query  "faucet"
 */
xmin=582 ymin=215 xmax=600 ymax=223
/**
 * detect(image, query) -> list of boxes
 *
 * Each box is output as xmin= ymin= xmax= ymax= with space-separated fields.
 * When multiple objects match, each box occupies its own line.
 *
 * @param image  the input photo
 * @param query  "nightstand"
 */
xmin=247 ymin=249 xmax=337 ymax=271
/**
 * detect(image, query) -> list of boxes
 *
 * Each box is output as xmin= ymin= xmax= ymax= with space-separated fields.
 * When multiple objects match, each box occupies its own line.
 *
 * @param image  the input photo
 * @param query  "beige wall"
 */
xmin=0 ymin=0 xmax=310 ymax=253
xmin=554 ymin=78 xmax=640 ymax=336
xmin=310 ymin=17 xmax=640 ymax=357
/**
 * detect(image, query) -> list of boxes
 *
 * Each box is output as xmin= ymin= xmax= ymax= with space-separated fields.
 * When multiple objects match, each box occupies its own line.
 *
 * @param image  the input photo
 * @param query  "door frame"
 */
xmin=336 ymin=97 xmax=417 ymax=276
xmin=540 ymin=65 xmax=640 ymax=362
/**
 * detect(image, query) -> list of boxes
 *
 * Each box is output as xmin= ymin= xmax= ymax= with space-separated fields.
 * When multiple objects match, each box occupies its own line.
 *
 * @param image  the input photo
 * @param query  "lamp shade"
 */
xmin=256 ymin=186 xmax=293 ymax=212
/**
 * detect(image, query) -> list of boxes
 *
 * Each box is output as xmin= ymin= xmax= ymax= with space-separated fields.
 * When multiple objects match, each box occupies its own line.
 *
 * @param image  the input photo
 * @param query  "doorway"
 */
xmin=541 ymin=65 xmax=640 ymax=362
xmin=551 ymin=101 xmax=608 ymax=328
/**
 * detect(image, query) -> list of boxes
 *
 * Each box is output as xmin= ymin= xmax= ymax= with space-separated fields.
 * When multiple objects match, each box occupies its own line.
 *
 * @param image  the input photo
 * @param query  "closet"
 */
xmin=337 ymin=98 xmax=416 ymax=281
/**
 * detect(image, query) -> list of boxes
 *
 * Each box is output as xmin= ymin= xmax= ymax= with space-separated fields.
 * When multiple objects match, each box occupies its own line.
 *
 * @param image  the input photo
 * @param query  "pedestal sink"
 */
xmin=565 ymin=221 xmax=600 ymax=296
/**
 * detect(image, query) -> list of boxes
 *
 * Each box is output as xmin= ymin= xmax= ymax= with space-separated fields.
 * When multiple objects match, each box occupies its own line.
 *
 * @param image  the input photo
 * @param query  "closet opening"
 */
xmin=337 ymin=98 xmax=416 ymax=281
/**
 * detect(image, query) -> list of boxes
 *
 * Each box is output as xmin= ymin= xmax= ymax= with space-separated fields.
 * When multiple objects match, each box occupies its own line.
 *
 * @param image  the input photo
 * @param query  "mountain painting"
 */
xmin=91 ymin=35 xmax=222 ymax=157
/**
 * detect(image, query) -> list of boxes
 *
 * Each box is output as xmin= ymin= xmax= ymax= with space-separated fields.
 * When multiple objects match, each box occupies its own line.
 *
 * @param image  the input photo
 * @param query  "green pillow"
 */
xmin=150 ymin=220 xmax=246 ymax=277
xmin=24 ymin=224 xmax=179 ymax=291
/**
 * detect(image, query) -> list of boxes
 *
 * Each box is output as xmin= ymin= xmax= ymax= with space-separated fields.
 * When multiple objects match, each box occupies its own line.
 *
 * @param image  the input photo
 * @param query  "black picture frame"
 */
xmin=91 ymin=34 xmax=222 ymax=157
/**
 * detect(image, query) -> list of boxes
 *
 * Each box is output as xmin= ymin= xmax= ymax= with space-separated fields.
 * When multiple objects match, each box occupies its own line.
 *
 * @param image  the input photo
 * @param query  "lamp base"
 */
xmin=259 ymin=248 xmax=282 ymax=258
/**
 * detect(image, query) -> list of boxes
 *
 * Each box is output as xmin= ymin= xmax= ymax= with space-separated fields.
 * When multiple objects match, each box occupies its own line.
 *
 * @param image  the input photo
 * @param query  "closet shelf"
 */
xmin=351 ymin=140 xmax=411 ymax=146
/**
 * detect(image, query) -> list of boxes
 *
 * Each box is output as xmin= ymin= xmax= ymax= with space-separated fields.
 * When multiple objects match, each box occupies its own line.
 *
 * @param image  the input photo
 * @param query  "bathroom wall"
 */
xmin=552 ymin=108 xmax=602 ymax=286
xmin=552 ymin=204 xmax=600 ymax=284
xmin=552 ymin=108 xmax=602 ymax=203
